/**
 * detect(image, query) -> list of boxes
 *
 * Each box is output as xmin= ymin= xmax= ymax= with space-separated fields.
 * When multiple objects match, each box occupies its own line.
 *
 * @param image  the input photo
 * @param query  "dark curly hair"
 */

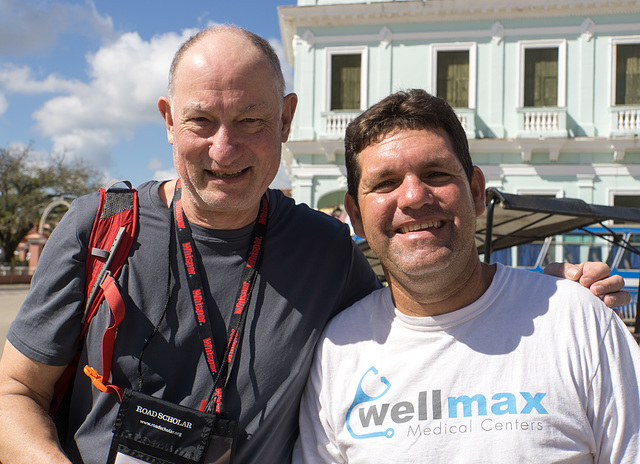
xmin=345 ymin=89 xmax=472 ymax=206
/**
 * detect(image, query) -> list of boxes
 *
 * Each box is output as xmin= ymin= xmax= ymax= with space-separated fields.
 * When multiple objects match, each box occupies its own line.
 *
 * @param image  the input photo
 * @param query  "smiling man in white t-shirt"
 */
xmin=294 ymin=89 xmax=640 ymax=464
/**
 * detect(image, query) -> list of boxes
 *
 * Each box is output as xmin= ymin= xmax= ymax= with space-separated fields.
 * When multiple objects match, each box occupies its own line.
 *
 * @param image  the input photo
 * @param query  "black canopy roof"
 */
xmin=476 ymin=188 xmax=640 ymax=258
xmin=358 ymin=188 xmax=640 ymax=279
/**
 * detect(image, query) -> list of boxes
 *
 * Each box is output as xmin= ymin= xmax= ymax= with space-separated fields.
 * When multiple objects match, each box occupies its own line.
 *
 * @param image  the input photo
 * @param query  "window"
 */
xmin=518 ymin=40 xmax=566 ymax=108
xmin=524 ymin=48 xmax=558 ymax=107
xmin=437 ymin=51 xmax=469 ymax=108
xmin=432 ymin=43 xmax=476 ymax=109
xmin=615 ymin=43 xmax=640 ymax=105
xmin=326 ymin=47 xmax=367 ymax=112
xmin=331 ymin=54 xmax=361 ymax=110
xmin=613 ymin=194 xmax=640 ymax=224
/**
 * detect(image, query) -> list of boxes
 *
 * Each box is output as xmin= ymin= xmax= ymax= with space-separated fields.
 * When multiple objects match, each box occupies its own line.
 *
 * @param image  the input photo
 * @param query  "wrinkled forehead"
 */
xmin=355 ymin=128 xmax=461 ymax=182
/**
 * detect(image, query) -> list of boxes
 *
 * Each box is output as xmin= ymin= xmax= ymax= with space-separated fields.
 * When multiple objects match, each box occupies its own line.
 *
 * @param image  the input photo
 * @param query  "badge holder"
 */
xmin=107 ymin=389 xmax=237 ymax=464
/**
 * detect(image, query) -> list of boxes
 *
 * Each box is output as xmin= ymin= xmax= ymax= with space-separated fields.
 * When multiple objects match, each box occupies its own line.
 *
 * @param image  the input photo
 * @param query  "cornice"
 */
xmin=283 ymin=136 xmax=640 ymax=170
xmin=278 ymin=0 xmax=640 ymax=63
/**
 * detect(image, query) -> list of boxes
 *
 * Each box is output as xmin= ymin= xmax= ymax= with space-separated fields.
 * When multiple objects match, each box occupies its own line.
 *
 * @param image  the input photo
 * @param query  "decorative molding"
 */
xmin=379 ymin=26 xmax=393 ymax=49
xmin=279 ymin=1 xmax=640 ymax=64
xmin=491 ymin=22 xmax=505 ymax=45
xmin=299 ymin=30 xmax=315 ymax=52
xmin=321 ymin=145 xmax=336 ymax=163
xmin=580 ymin=18 xmax=596 ymax=41
xmin=577 ymin=173 xmax=596 ymax=189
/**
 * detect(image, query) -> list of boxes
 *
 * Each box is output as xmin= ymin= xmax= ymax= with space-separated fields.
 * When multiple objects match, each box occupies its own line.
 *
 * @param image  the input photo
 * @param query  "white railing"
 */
xmin=614 ymin=109 xmax=640 ymax=131
xmin=325 ymin=112 xmax=359 ymax=135
xmin=517 ymin=108 xmax=566 ymax=138
xmin=457 ymin=112 xmax=468 ymax=132
xmin=523 ymin=111 xmax=559 ymax=132
xmin=323 ymin=109 xmax=475 ymax=138
xmin=0 ymin=265 xmax=29 ymax=276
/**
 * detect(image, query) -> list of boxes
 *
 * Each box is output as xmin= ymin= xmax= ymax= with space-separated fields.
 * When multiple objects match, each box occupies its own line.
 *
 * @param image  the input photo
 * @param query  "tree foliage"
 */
xmin=0 ymin=145 xmax=103 ymax=264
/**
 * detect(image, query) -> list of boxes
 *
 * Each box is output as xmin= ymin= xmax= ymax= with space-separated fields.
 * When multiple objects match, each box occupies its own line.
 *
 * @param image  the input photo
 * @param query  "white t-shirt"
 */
xmin=294 ymin=264 xmax=640 ymax=463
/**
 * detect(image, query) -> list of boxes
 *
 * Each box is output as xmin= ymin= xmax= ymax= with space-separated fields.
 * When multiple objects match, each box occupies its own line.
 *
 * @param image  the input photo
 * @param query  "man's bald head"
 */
xmin=168 ymin=26 xmax=286 ymax=101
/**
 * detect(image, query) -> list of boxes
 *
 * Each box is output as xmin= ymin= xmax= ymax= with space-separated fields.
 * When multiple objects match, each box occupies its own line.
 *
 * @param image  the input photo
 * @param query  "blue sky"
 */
xmin=0 ymin=0 xmax=297 ymax=188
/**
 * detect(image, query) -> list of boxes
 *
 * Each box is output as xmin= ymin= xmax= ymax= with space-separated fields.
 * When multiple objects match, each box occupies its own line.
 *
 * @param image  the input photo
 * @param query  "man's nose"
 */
xmin=397 ymin=176 xmax=434 ymax=211
xmin=208 ymin=125 xmax=241 ymax=166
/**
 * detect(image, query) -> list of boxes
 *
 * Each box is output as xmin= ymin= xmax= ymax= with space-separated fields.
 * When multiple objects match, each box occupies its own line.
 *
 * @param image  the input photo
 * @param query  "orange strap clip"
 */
xmin=83 ymin=365 xmax=111 ymax=393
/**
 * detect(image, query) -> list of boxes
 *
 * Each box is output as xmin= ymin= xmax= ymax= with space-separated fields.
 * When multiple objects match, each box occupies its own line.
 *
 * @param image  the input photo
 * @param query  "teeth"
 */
xmin=399 ymin=221 xmax=443 ymax=234
xmin=209 ymin=169 xmax=244 ymax=178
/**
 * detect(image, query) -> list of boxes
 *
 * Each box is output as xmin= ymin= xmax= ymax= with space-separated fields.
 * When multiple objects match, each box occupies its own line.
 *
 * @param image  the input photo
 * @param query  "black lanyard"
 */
xmin=173 ymin=180 xmax=268 ymax=415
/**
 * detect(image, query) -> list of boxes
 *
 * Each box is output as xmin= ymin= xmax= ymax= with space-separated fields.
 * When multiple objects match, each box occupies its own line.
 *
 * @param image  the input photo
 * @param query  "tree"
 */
xmin=0 ymin=145 xmax=103 ymax=264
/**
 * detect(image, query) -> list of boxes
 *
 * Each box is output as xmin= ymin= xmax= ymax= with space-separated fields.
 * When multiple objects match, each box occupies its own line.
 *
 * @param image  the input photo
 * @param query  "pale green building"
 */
xmin=278 ymin=0 xmax=640 ymax=212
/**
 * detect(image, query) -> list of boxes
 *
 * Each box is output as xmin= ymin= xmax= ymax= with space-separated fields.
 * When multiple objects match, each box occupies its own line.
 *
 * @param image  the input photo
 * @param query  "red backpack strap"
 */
xmin=82 ymin=180 xmax=138 ymax=330
xmin=81 ymin=180 xmax=138 ymax=399
xmin=50 ymin=181 xmax=137 ymax=416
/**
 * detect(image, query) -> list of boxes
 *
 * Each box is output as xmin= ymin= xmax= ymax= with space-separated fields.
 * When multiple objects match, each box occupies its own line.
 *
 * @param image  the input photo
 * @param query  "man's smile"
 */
xmin=397 ymin=221 xmax=444 ymax=234
xmin=206 ymin=168 xmax=249 ymax=178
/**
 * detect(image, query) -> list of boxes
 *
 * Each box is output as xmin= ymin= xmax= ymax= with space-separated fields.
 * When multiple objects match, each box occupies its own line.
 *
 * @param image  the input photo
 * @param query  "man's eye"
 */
xmin=186 ymin=117 xmax=209 ymax=124
xmin=372 ymin=180 xmax=396 ymax=191
xmin=240 ymin=118 xmax=261 ymax=125
xmin=426 ymin=172 xmax=451 ymax=182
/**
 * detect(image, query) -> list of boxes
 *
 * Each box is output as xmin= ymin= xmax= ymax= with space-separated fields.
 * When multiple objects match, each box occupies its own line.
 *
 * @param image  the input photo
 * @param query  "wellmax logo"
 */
xmin=346 ymin=366 xmax=548 ymax=440
xmin=347 ymin=366 xmax=395 ymax=439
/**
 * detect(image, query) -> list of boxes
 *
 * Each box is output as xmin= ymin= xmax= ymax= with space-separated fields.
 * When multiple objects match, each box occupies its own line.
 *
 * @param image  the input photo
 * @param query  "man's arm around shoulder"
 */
xmin=0 ymin=341 xmax=71 ymax=463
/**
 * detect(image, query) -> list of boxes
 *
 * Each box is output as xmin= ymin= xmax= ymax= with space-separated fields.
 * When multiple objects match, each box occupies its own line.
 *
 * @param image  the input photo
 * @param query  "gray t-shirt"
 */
xmin=8 ymin=181 xmax=381 ymax=464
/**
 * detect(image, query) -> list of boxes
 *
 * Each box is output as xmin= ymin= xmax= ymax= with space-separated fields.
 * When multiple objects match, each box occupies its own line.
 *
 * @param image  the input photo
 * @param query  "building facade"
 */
xmin=278 ymin=0 xmax=640 ymax=213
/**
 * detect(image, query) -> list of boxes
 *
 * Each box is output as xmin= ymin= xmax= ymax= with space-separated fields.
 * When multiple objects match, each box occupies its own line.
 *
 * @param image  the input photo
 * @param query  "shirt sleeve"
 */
xmin=589 ymin=312 xmax=640 ymax=463
xmin=293 ymin=337 xmax=346 ymax=464
xmin=6 ymin=192 xmax=99 ymax=366
xmin=336 ymin=234 xmax=382 ymax=318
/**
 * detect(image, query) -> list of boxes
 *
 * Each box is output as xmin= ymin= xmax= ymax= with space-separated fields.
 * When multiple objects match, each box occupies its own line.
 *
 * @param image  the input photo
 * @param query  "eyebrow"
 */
xmin=238 ymin=103 xmax=267 ymax=113
xmin=182 ymin=102 xmax=269 ymax=115
xmin=362 ymin=158 xmax=462 ymax=183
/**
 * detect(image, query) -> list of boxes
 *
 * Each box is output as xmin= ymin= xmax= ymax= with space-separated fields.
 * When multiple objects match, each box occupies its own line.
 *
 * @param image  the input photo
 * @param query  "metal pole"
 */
xmin=484 ymin=197 xmax=497 ymax=264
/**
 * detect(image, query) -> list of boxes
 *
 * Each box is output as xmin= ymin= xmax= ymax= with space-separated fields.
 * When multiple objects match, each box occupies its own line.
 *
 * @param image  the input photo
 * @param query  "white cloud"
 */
xmin=49 ymin=128 xmax=116 ymax=162
xmin=148 ymin=156 xmax=176 ymax=182
xmin=146 ymin=157 xmax=165 ymax=171
xmin=0 ymin=92 xmax=7 ymax=115
xmin=0 ymin=64 xmax=79 ymax=94
xmin=5 ymin=23 xmax=290 ymax=174
xmin=32 ymin=29 xmax=196 ymax=167
xmin=152 ymin=167 xmax=177 ymax=182
xmin=0 ymin=0 xmax=114 ymax=56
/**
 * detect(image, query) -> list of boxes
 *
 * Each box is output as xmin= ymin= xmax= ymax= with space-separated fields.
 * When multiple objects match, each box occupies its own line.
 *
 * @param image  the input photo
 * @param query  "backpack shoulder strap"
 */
xmin=50 ymin=181 xmax=138 ymax=416
xmin=81 ymin=180 xmax=138 ymax=399
xmin=82 ymin=180 xmax=138 ymax=330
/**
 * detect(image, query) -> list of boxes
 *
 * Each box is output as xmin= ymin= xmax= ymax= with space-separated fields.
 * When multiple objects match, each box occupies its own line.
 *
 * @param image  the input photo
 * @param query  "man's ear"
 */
xmin=158 ymin=96 xmax=174 ymax=145
xmin=344 ymin=193 xmax=366 ymax=238
xmin=280 ymin=93 xmax=298 ymax=142
xmin=470 ymin=166 xmax=486 ymax=218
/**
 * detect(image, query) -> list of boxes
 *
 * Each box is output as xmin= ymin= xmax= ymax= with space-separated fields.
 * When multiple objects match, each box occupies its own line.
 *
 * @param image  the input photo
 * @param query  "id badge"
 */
xmin=107 ymin=389 xmax=237 ymax=464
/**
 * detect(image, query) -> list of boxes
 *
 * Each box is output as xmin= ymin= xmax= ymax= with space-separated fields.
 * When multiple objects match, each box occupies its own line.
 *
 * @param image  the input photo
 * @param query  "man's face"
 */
xmin=345 ymin=128 xmax=485 ymax=286
xmin=158 ymin=31 xmax=297 ymax=228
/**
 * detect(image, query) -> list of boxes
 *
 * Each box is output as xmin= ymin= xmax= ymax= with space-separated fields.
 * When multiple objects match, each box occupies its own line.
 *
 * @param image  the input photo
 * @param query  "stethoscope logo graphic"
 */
xmin=346 ymin=366 xmax=394 ymax=439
